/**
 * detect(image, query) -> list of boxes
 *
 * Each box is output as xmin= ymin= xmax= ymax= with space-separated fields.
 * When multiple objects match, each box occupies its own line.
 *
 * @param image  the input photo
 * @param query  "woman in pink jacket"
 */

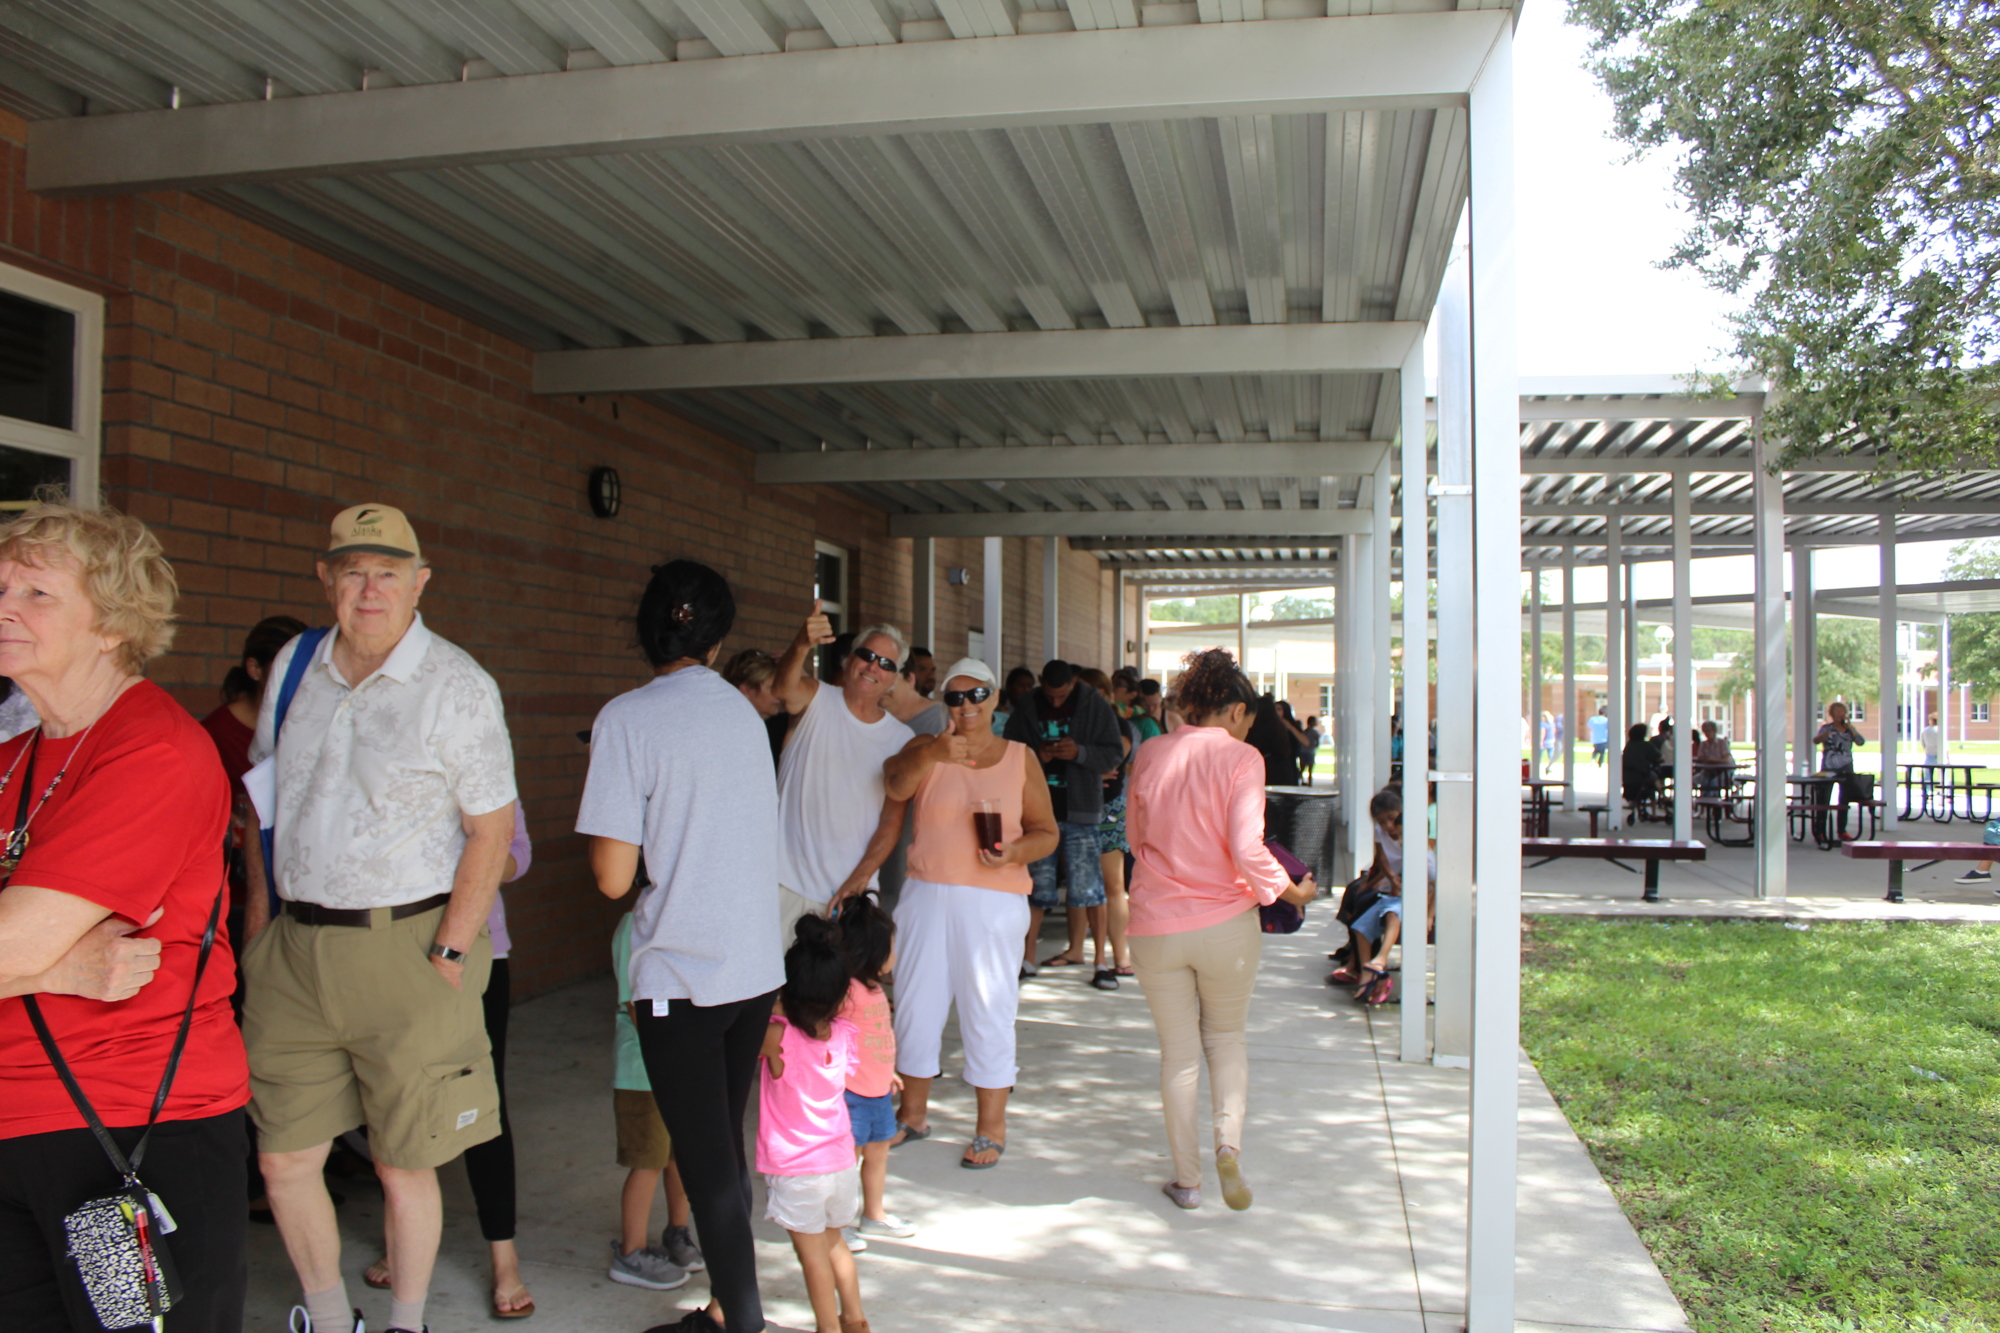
xmin=1126 ymin=649 xmax=1316 ymax=1212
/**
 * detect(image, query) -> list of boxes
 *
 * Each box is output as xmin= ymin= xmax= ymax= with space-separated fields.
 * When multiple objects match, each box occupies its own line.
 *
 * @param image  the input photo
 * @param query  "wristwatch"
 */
xmin=429 ymin=942 xmax=467 ymax=964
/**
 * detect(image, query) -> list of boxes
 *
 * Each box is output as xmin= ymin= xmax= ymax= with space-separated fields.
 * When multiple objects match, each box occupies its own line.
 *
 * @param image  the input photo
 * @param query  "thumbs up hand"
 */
xmin=795 ymin=598 xmax=835 ymax=652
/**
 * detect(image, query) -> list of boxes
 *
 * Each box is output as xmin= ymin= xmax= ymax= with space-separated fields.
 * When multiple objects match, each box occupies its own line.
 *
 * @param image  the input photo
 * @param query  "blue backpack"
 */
xmin=256 ymin=627 xmax=330 ymax=916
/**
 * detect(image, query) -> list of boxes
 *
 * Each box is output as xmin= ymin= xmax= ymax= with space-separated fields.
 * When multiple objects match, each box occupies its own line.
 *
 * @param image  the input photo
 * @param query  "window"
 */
xmin=814 ymin=541 xmax=847 ymax=683
xmin=1975 ymin=702 xmax=1991 ymax=723
xmin=1319 ymin=684 xmax=1333 ymax=718
xmin=1851 ymin=700 xmax=1864 ymax=721
xmin=0 ymin=262 xmax=100 ymax=510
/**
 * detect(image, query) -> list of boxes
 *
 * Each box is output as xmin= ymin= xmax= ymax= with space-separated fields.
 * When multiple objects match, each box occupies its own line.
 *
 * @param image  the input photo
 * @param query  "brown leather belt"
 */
xmin=283 ymin=892 xmax=450 ymax=928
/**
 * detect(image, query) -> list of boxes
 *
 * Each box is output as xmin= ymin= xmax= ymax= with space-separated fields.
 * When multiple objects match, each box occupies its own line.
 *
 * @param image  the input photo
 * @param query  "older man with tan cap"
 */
xmin=241 ymin=503 xmax=519 ymax=1333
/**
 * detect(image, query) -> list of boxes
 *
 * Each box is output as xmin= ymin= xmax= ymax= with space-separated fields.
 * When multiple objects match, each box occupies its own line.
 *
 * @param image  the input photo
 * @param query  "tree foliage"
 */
xmin=1715 ymin=615 xmax=1882 ymax=706
xmin=1941 ymin=539 xmax=2000 ymax=696
xmin=1566 ymin=0 xmax=2000 ymax=472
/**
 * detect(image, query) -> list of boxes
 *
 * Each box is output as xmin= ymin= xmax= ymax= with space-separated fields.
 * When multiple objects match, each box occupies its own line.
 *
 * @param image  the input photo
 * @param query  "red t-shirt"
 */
xmin=0 ymin=681 xmax=249 ymax=1140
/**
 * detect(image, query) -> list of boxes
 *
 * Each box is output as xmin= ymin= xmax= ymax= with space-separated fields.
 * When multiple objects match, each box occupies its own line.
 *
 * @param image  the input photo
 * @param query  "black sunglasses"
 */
xmin=943 ymin=687 xmax=994 ymax=707
xmin=851 ymin=646 xmax=898 ymax=671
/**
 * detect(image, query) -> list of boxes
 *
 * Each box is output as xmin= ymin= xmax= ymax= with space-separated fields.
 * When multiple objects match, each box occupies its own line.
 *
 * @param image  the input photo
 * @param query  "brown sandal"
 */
xmin=492 ymin=1284 xmax=536 ymax=1320
xmin=363 ymin=1258 xmax=391 ymax=1290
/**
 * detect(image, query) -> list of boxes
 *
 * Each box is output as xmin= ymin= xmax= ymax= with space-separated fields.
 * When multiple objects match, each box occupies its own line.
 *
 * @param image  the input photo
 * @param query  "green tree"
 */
xmin=1566 ymin=0 xmax=2000 ymax=472
xmin=1716 ymin=616 xmax=1881 ymax=706
xmin=1940 ymin=539 xmax=2000 ymax=696
xmin=1262 ymin=594 xmax=1334 ymax=622
xmin=1147 ymin=596 xmax=1237 ymax=625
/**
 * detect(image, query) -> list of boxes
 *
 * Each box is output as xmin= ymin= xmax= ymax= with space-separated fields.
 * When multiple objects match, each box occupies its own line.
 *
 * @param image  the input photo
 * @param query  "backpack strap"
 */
xmin=259 ymin=627 xmax=330 ymax=916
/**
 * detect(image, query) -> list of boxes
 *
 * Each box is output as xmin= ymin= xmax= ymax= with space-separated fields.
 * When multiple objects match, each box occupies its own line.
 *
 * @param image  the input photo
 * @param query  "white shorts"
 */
xmin=763 ymin=1163 xmax=861 ymax=1235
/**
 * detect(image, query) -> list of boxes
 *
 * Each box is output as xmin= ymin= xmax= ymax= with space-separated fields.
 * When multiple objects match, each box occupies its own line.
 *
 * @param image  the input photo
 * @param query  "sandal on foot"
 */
xmin=961 ymin=1134 xmax=1006 ymax=1169
xmin=1361 ymin=970 xmax=1395 ymax=1006
xmin=363 ymin=1259 xmax=392 ymax=1290
xmin=1161 ymin=1180 xmax=1200 ymax=1210
xmin=1354 ymin=966 xmax=1388 ymax=1001
xmin=1328 ymin=966 xmax=1361 ymax=986
xmin=888 ymin=1121 xmax=930 ymax=1149
xmin=1114 ymin=965 xmax=1135 ymax=977
xmin=1091 ymin=967 xmax=1119 ymax=990
xmin=492 ymin=1284 xmax=536 ymax=1320
xmin=1040 ymin=953 xmax=1085 ymax=967
xmin=1216 ymin=1150 xmax=1253 ymax=1211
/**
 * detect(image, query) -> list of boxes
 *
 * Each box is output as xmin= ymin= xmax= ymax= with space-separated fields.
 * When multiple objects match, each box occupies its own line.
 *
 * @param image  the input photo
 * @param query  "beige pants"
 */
xmin=778 ymin=883 xmax=826 ymax=946
xmin=1130 ymin=908 xmax=1262 ymax=1191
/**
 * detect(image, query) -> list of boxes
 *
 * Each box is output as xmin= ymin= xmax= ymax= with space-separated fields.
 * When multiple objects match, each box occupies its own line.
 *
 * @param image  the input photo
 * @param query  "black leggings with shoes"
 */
xmin=637 ymin=989 xmax=778 ymax=1333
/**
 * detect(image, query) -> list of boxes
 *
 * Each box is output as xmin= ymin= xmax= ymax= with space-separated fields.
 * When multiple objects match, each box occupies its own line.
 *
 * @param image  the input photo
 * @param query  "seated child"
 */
xmin=832 ymin=895 xmax=916 ymax=1253
xmin=610 ymin=910 xmax=703 ymax=1289
xmin=1332 ymin=787 xmax=1436 ymax=1006
xmin=760 ymin=916 xmax=870 ymax=1333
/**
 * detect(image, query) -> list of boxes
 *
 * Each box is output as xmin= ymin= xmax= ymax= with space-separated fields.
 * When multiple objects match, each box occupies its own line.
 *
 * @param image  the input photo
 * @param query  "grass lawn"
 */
xmin=1521 ymin=917 xmax=2000 ymax=1332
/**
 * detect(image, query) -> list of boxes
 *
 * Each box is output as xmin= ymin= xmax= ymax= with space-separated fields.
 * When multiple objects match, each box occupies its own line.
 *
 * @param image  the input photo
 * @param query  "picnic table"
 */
xmin=1521 ymin=778 xmax=1567 ymax=836
xmin=1839 ymin=839 xmax=1997 ymax=903
xmin=1896 ymin=763 xmax=1991 ymax=823
xmin=1522 ymin=836 xmax=1706 ymax=903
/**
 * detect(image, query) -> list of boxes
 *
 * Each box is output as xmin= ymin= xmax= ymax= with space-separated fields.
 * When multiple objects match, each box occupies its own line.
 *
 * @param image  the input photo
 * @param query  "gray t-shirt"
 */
xmin=577 ymin=666 xmax=783 ymax=1009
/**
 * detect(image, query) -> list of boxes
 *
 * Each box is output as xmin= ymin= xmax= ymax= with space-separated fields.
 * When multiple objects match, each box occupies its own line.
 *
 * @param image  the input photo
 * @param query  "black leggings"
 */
xmin=463 ymin=957 xmax=515 ymax=1243
xmin=0 ymin=1108 xmax=248 ymax=1333
xmin=636 ymin=989 xmax=777 ymax=1333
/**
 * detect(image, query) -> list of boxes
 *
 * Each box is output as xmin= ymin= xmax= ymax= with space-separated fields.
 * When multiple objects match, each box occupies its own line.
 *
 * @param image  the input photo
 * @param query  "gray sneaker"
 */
xmin=1954 ymin=868 xmax=1992 ymax=885
xmin=661 ymin=1223 xmax=705 ymax=1271
xmin=841 ymin=1225 xmax=868 ymax=1252
xmin=607 ymin=1240 xmax=689 ymax=1290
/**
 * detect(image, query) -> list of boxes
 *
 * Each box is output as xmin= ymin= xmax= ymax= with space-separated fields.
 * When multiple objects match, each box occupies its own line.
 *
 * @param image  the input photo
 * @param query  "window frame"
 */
xmin=0 ymin=259 xmax=102 ymax=508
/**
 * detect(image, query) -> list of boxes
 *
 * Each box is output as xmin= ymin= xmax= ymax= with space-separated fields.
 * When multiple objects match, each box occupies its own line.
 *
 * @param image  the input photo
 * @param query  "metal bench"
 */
xmin=1521 ymin=837 xmax=1707 ymax=904
xmin=1839 ymin=840 xmax=1997 ymax=903
xmin=1578 ymin=803 xmax=1610 ymax=837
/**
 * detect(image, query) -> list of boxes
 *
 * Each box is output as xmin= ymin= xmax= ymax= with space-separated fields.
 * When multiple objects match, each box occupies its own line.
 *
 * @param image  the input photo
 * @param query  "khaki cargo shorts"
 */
xmin=614 ymin=1088 xmax=673 ymax=1170
xmin=241 ymin=903 xmax=499 ymax=1170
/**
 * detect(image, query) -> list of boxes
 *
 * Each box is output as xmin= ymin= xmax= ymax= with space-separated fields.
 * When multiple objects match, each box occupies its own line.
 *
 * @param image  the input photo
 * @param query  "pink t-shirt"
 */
xmin=839 ymin=978 xmax=896 ymax=1098
xmin=1126 ymin=724 xmax=1294 ymax=936
xmin=757 ymin=1016 xmax=861 ymax=1176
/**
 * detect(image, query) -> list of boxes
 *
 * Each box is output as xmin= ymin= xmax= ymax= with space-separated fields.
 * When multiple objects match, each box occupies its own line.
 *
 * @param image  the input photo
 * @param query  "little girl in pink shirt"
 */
xmin=759 ymin=916 xmax=869 ymax=1333
xmin=833 ymin=895 xmax=915 ymax=1251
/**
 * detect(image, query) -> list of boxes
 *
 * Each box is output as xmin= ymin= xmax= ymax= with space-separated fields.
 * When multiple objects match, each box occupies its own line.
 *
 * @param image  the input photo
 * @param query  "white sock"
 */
xmin=387 ymin=1296 xmax=425 ymax=1333
xmin=303 ymin=1281 xmax=351 ymax=1332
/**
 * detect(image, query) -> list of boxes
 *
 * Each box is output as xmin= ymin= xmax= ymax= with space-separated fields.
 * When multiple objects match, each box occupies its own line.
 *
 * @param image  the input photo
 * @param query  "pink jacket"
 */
xmin=1126 ymin=725 xmax=1293 ymax=936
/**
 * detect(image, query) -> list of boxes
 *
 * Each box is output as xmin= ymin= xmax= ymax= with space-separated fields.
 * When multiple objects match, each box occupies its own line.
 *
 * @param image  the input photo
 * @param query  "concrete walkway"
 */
xmin=244 ymin=925 xmax=1689 ymax=1333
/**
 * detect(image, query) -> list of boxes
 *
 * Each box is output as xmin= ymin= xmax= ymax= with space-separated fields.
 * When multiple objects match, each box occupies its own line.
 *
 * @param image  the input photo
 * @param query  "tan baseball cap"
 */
xmin=327 ymin=503 xmax=421 ymax=560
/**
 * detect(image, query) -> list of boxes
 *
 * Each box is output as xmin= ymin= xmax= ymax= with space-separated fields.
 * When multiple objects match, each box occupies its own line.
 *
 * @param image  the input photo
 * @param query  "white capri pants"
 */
xmin=891 ymin=878 xmax=1031 ymax=1090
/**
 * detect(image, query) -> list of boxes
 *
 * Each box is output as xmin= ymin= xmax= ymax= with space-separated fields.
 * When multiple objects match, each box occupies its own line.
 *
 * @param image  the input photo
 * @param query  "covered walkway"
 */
xmin=245 ymin=921 xmax=1689 ymax=1333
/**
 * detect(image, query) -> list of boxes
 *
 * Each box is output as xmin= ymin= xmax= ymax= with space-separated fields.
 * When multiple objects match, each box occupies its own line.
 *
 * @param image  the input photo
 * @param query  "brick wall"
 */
xmin=1 ymin=109 xmax=1107 ymax=998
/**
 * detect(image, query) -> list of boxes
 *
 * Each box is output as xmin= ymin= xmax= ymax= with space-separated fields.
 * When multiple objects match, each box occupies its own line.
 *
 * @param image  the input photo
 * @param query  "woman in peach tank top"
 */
xmin=881 ymin=659 xmax=1057 ymax=1170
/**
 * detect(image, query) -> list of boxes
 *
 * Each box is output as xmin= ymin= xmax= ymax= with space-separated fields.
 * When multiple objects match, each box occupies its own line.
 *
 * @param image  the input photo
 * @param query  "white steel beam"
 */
xmin=1605 ymin=521 xmax=1624 ymax=828
xmin=1751 ymin=410 xmax=1788 ymax=898
xmin=1465 ymin=25 xmax=1521 ymax=1329
xmin=1792 ymin=547 xmax=1816 ymax=778
xmin=29 ymin=12 xmax=1510 ymax=195
xmin=887 ymin=509 xmax=1373 ymax=539
xmin=539 ymin=322 xmax=1423 ymax=395
xmin=1522 ymin=500 xmax=2000 ymax=517
xmin=1880 ymin=515 xmax=1899 ymax=831
xmin=1371 ymin=455 xmax=1394 ymax=823
xmin=912 ymin=536 xmax=936 ymax=657
xmin=982 ymin=536 xmax=1004 ymax=680
xmin=1560 ymin=552 xmax=1576 ymax=811
xmin=1519 ymin=454 xmax=1878 ymax=474
xmin=1396 ymin=334 xmax=1430 ymax=1065
xmin=1043 ymin=536 xmax=1061 ymax=663
xmin=1431 ymin=250 xmax=1473 ymax=1069
xmin=1672 ymin=475 xmax=1694 ymax=844
xmin=757 ymin=440 xmax=1392 ymax=485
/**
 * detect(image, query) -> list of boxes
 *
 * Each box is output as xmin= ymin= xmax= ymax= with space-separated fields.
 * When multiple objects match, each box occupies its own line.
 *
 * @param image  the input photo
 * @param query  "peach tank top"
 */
xmin=908 ymin=740 xmax=1032 ymax=895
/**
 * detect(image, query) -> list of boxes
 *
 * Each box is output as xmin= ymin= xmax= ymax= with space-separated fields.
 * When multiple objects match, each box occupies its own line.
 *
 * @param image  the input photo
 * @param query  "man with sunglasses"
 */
xmin=772 ymin=602 xmax=915 ymax=940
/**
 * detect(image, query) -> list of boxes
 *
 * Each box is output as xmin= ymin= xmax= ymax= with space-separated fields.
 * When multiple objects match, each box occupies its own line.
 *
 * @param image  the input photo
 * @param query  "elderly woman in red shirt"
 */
xmin=1126 ymin=648 xmax=1315 ymax=1214
xmin=0 ymin=502 xmax=249 ymax=1333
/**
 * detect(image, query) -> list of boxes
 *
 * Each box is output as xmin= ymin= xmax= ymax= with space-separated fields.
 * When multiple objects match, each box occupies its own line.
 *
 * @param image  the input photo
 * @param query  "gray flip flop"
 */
xmin=960 ymin=1134 xmax=1005 ymax=1169
xmin=889 ymin=1121 xmax=929 ymax=1149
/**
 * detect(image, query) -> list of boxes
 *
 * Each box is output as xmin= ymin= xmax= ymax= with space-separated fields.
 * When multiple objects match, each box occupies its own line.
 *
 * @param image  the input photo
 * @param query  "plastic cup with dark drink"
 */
xmin=974 ymin=799 xmax=1003 ymax=856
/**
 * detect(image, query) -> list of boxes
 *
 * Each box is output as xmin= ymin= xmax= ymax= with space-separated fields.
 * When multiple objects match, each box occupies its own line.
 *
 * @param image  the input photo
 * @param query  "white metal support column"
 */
xmin=1606 ymin=526 xmax=1623 ymax=827
xmin=1465 ymin=22 xmax=1521 ymax=1328
xmin=1373 ymin=456 xmax=1395 ymax=788
xmin=1337 ymin=543 xmax=1368 ymax=878
xmin=1625 ymin=566 xmax=1640 ymax=727
xmin=1879 ymin=515 xmax=1898 ymax=829
xmin=1354 ymin=525 xmax=1378 ymax=845
xmin=1940 ymin=617 xmax=1952 ymax=761
xmin=1751 ymin=413 xmax=1788 ymax=896
xmin=982 ymin=536 xmax=1004 ymax=680
xmin=1672 ymin=476 xmax=1694 ymax=844
xmin=1530 ymin=560 xmax=1544 ymax=773
xmin=1561 ymin=552 xmax=1577 ymax=810
xmin=1397 ymin=336 xmax=1430 ymax=1065
xmin=1043 ymin=536 xmax=1061 ymax=664
xmin=1792 ymin=545 xmax=1816 ymax=774
xmin=1432 ymin=251 xmax=1474 ymax=1068
xmin=912 ymin=537 xmax=936 ymax=660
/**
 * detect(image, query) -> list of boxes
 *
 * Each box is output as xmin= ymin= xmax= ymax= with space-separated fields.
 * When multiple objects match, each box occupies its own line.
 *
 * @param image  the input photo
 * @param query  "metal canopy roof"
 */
xmin=5 ymin=1 xmax=1501 ymax=542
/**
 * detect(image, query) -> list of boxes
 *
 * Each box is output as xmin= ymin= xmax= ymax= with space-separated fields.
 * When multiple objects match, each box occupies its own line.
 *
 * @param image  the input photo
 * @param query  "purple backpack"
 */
xmin=1259 ymin=840 xmax=1309 ymax=934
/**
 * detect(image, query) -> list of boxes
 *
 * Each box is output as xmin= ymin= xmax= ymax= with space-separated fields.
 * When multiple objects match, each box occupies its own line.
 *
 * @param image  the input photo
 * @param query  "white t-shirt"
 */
xmin=1921 ymin=724 xmax=1942 ymax=761
xmin=576 ymin=667 xmax=783 ymax=1009
xmin=775 ymin=681 xmax=914 ymax=904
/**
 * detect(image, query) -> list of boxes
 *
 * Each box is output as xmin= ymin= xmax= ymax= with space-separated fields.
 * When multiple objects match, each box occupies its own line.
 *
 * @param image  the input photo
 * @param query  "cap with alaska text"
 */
xmin=327 ymin=503 xmax=421 ymax=560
